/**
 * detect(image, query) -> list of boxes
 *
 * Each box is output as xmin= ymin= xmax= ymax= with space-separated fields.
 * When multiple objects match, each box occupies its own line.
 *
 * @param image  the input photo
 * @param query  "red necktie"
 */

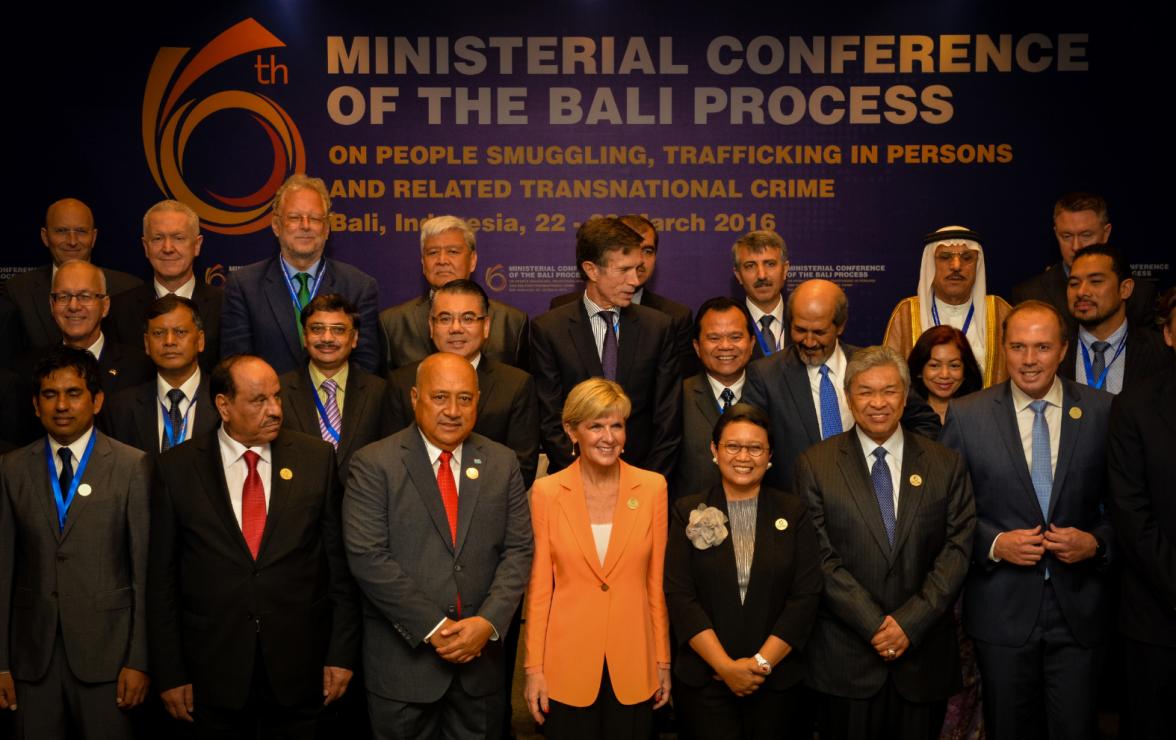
xmin=437 ymin=450 xmax=461 ymax=617
xmin=241 ymin=450 xmax=266 ymax=559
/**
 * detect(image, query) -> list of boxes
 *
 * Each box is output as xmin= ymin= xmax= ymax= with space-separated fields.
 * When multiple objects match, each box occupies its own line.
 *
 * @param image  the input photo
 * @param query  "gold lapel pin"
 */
xmin=627 ymin=497 xmax=639 ymax=510
xmin=108 ymin=368 xmax=118 ymax=376
xmin=279 ymin=468 xmax=293 ymax=480
xmin=1069 ymin=407 xmax=1082 ymax=420
xmin=775 ymin=517 xmax=788 ymax=531
xmin=77 ymin=483 xmax=92 ymax=497
xmin=909 ymin=474 xmax=923 ymax=487
xmin=466 ymin=467 xmax=479 ymax=480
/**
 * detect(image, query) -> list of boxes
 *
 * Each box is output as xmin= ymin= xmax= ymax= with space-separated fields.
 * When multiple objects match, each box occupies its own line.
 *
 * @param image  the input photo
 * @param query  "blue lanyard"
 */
xmin=931 ymin=300 xmax=975 ymax=337
xmin=750 ymin=314 xmax=776 ymax=355
xmin=311 ymin=386 xmax=341 ymax=444
xmin=1079 ymin=333 xmax=1128 ymax=390
xmin=45 ymin=431 xmax=97 ymax=532
xmin=159 ymin=392 xmax=195 ymax=449
xmin=284 ymin=263 xmax=326 ymax=314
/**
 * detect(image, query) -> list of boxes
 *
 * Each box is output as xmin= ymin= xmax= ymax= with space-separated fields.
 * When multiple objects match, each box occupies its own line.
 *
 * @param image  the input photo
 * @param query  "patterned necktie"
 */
xmin=162 ymin=388 xmax=185 ymax=452
xmin=1029 ymin=400 xmax=1052 ymax=520
xmin=437 ymin=450 xmax=459 ymax=545
xmin=759 ymin=315 xmax=778 ymax=353
xmin=871 ymin=447 xmax=897 ymax=546
xmin=241 ymin=450 xmax=266 ymax=559
xmin=720 ymin=387 xmax=735 ymax=412
xmin=294 ymin=272 xmax=312 ymax=309
xmin=819 ymin=365 xmax=843 ymax=439
xmin=599 ymin=310 xmax=618 ymax=380
xmin=318 ymin=379 xmax=341 ymax=449
xmin=1089 ymin=340 xmax=1111 ymax=385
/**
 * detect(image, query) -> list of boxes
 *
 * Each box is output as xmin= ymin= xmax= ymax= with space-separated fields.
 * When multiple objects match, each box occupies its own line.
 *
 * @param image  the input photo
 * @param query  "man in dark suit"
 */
xmin=147 ymin=355 xmax=360 ymax=738
xmin=102 ymin=295 xmax=218 ymax=459
xmin=549 ymin=214 xmax=696 ymax=377
xmin=0 ymin=347 xmax=151 ymax=738
xmin=344 ymin=352 xmax=533 ymax=739
xmin=941 ymin=301 xmax=1115 ymax=740
xmin=12 ymin=261 xmax=153 ymax=444
xmin=744 ymin=279 xmax=941 ymax=491
xmin=1106 ymin=288 xmax=1176 ymax=740
xmin=380 ymin=215 xmax=529 ymax=372
xmin=531 ymin=217 xmax=681 ymax=477
xmin=221 ymin=174 xmax=380 ymax=374
xmin=384 ymin=279 xmax=539 ymax=488
xmin=279 ymin=293 xmax=386 ymax=482
xmin=106 ymin=200 xmax=223 ymax=373
xmin=0 ymin=198 xmax=141 ymax=354
xmin=1012 ymin=192 xmax=1157 ymax=329
xmin=1061 ymin=244 xmax=1171 ymax=392
xmin=732 ymin=229 xmax=791 ymax=361
xmin=672 ymin=296 xmax=755 ymax=499
xmin=795 ymin=345 xmax=974 ymax=739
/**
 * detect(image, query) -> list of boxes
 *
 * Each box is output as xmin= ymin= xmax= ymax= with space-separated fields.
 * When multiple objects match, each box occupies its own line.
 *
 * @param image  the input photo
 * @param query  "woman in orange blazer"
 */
xmin=525 ymin=378 xmax=671 ymax=739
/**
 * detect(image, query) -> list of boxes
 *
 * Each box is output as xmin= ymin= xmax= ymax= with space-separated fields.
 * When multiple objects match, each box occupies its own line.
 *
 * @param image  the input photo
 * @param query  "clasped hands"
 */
xmin=712 ymin=656 xmax=770 ymax=696
xmin=430 ymin=616 xmax=494 ymax=664
xmin=870 ymin=615 xmax=909 ymax=662
xmin=995 ymin=525 xmax=1098 ymax=566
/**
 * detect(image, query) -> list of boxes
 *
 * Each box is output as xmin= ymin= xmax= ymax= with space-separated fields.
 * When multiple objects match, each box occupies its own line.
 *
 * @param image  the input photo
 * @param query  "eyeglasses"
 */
xmin=306 ymin=323 xmax=351 ymax=337
xmin=50 ymin=292 xmax=106 ymax=306
xmin=430 ymin=313 xmax=486 ymax=327
xmin=282 ymin=213 xmax=327 ymax=228
xmin=720 ymin=442 xmax=768 ymax=457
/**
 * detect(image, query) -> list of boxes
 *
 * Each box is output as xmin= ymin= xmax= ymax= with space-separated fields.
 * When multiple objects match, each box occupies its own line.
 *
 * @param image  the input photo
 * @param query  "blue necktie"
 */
xmin=719 ymin=387 xmax=735 ymax=412
xmin=1029 ymin=400 xmax=1052 ymax=520
xmin=819 ymin=365 xmax=842 ymax=439
xmin=870 ymin=447 xmax=896 ymax=546
xmin=599 ymin=311 xmax=618 ymax=381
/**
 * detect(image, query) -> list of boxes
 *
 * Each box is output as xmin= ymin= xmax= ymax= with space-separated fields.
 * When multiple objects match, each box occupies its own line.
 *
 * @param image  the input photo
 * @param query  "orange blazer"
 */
xmin=525 ymin=459 xmax=670 ymax=707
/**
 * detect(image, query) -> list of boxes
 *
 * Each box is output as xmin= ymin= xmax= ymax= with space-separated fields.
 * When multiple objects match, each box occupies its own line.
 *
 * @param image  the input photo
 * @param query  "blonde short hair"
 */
xmin=142 ymin=199 xmax=199 ymax=237
xmin=562 ymin=378 xmax=632 ymax=428
xmin=272 ymin=174 xmax=331 ymax=215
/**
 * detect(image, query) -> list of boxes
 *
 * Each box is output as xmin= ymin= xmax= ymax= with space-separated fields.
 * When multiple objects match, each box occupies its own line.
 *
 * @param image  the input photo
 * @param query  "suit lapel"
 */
xmin=262 ymin=258 xmax=303 ymax=360
xmin=706 ymin=487 xmax=746 ymax=611
xmin=992 ymin=384 xmax=1041 ymax=515
xmin=258 ymin=434 xmax=298 ymax=561
xmin=134 ymin=382 xmax=161 ymax=454
xmin=601 ymin=462 xmax=642 ymax=576
xmin=568 ymin=303 xmax=604 ymax=377
xmin=891 ymin=434 xmax=926 ymax=556
xmin=27 ymin=442 xmax=63 ymax=540
xmin=453 ymin=438 xmax=484 ymax=558
xmin=284 ymin=368 xmax=319 ymax=439
xmin=555 ymin=461 xmax=606 ymax=581
xmin=202 ymin=435 xmax=257 ymax=561
xmin=690 ymin=374 xmax=722 ymax=428
xmin=192 ymin=377 xmax=219 ymax=436
xmin=615 ymin=308 xmax=640 ymax=386
xmin=1048 ymin=381 xmax=1084 ymax=521
xmin=784 ymin=353 xmax=822 ymax=443
xmin=58 ymin=432 xmax=109 ymax=542
xmin=742 ymin=489 xmax=782 ymax=613
xmin=476 ymin=361 xmax=498 ymax=421
xmin=837 ymin=433 xmax=893 ymax=560
xmin=338 ymin=367 xmax=370 ymax=461
xmin=402 ymin=427 xmax=457 ymax=553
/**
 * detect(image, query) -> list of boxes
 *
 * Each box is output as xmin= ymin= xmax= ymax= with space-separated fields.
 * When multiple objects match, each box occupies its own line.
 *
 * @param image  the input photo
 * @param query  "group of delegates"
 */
xmin=0 ymin=179 xmax=1172 ymax=740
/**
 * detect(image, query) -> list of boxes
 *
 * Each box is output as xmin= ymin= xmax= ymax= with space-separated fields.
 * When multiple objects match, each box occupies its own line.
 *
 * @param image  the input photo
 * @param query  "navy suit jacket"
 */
xmin=220 ymin=256 xmax=380 ymax=374
xmin=941 ymin=378 xmax=1115 ymax=647
xmin=105 ymin=280 xmax=225 ymax=374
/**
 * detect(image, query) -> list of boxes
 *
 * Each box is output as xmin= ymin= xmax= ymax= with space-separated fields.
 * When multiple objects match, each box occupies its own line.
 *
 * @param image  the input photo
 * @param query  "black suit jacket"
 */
xmin=664 ymin=485 xmax=822 ymax=691
xmin=147 ymin=429 xmax=361 ymax=709
xmin=379 ymin=295 xmax=529 ymax=373
xmin=1108 ymin=365 xmax=1176 ymax=646
xmin=1058 ymin=323 xmax=1173 ymax=389
xmin=100 ymin=373 xmax=219 ymax=459
xmin=220 ymin=256 xmax=381 ymax=375
xmin=794 ymin=429 xmax=975 ymax=701
xmin=383 ymin=358 xmax=540 ymax=488
xmin=551 ymin=288 xmax=697 ymax=378
xmin=530 ymin=300 xmax=681 ymax=477
xmin=671 ymin=372 xmax=724 ymax=500
xmin=742 ymin=343 xmax=942 ymax=490
xmin=0 ymin=264 xmax=142 ymax=353
xmin=278 ymin=364 xmax=387 ymax=481
xmin=104 ymin=281 xmax=224 ymax=373
xmin=1011 ymin=261 xmax=1159 ymax=331
xmin=941 ymin=379 xmax=1115 ymax=648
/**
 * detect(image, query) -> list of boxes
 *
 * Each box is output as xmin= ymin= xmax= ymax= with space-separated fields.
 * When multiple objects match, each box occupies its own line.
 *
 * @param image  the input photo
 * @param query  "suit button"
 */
xmin=57 ymin=555 xmax=66 ymax=562
xmin=454 ymin=565 xmax=462 ymax=572
xmin=600 ymin=584 xmax=609 ymax=592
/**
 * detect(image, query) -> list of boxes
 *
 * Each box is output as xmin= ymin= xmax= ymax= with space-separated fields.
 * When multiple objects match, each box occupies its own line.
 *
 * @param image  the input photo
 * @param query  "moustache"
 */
xmin=753 ymin=278 xmax=774 ymax=288
xmin=313 ymin=342 xmax=340 ymax=351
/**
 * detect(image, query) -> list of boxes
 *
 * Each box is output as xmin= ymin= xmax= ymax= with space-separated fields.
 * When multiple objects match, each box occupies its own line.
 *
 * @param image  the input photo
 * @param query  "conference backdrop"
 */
xmin=10 ymin=0 xmax=1167 ymax=345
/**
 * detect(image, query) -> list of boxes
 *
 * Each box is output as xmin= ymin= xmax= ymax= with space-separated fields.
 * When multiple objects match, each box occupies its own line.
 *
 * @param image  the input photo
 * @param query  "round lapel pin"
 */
xmin=466 ymin=467 xmax=479 ymax=480
xmin=77 ymin=483 xmax=92 ymax=497
xmin=279 ymin=468 xmax=293 ymax=480
xmin=909 ymin=474 xmax=923 ymax=487
xmin=1069 ymin=407 xmax=1082 ymax=420
xmin=627 ymin=497 xmax=639 ymax=510
xmin=775 ymin=517 xmax=788 ymax=531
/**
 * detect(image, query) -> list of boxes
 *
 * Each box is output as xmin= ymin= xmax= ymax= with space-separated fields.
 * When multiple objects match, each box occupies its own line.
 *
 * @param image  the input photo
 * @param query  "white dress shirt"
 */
xmin=745 ymin=297 xmax=785 ymax=352
xmin=855 ymin=424 xmax=904 ymax=514
xmin=154 ymin=275 xmax=196 ymax=299
xmin=217 ymin=427 xmax=272 ymax=527
xmin=583 ymin=293 xmax=621 ymax=359
xmin=806 ymin=343 xmax=854 ymax=437
xmin=156 ymin=369 xmax=201 ymax=450
xmin=706 ymin=371 xmax=746 ymax=409
xmin=80 ymin=332 xmax=105 ymax=361
xmin=49 ymin=426 xmax=96 ymax=477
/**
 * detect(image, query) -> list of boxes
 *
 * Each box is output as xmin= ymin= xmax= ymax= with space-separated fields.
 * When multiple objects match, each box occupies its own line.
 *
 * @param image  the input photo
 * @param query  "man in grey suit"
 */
xmin=380 ymin=216 xmax=529 ymax=372
xmin=744 ymin=279 xmax=941 ymax=490
xmin=279 ymin=293 xmax=386 ymax=482
xmin=672 ymin=296 xmax=755 ymax=499
xmin=1 ymin=198 xmax=141 ymax=354
xmin=795 ymin=346 xmax=975 ymax=740
xmin=345 ymin=352 xmax=533 ymax=740
xmin=941 ymin=301 xmax=1115 ymax=740
xmin=0 ymin=347 xmax=151 ymax=739
xmin=383 ymin=279 xmax=539 ymax=487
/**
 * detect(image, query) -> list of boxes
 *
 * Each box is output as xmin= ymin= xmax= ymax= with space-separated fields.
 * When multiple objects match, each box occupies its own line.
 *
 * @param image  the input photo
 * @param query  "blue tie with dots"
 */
xmin=819 ymin=365 xmax=842 ymax=439
xmin=871 ymin=447 xmax=896 ymax=546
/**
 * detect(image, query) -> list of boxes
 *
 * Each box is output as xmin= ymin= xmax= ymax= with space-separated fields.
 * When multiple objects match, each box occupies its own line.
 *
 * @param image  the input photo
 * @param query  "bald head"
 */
xmin=42 ymin=198 xmax=97 ymax=265
xmin=50 ymin=260 xmax=109 ymax=347
xmin=789 ymin=279 xmax=848 ymax=366
xmin=412 ymin=352 xmax=480 ymax=451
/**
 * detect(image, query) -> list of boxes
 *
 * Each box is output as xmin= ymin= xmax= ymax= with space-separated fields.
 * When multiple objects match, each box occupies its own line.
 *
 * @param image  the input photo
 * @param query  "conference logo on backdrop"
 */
xmin=143 ymin=18 xmax=305 ymax=235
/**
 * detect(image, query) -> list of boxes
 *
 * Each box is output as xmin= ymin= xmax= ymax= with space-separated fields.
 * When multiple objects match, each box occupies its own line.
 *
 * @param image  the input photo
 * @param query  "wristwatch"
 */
xmin=753 ymin=653 xmax=771 ymax=674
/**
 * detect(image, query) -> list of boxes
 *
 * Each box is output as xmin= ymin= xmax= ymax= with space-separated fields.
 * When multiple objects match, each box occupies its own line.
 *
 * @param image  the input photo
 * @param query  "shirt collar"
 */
xmin=806 ymin=341 xmax=846 ymax=378
xmin=157 ymin=367 xmax=201 ymax=401
xmin=706 ymin=371 xmax=746 ymax=403
xmin=855 ymin=423 xmax=904 ymax=463
xmin=217 ymin=426 xmax=271 ymax=466
xmin=280 ymin=255 xmax=323 ymax=281
xmin=582 ymin=293 xmax=617 ymax=320
xmin=154 ymin=275 xmax=196 ymax=299
xmin=631 ymin=286 xmax=645 ymax=305
xmin=1010 ymin=375 xmax=1064 ymax=413
xmin=77 ymin=332 xmax=105 ymax=360
xmin=48 ymin=425 xmax=96 ymax=466
xmin=745 ymin=296 xmax=784 ymax=325
xmin=308 ymin=361 xmax=349 ymax=394
xmin=419 ymin=430 xmax=462 ymax=468
xmin=1077 ymin=316 xmax=1128 ymax=349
